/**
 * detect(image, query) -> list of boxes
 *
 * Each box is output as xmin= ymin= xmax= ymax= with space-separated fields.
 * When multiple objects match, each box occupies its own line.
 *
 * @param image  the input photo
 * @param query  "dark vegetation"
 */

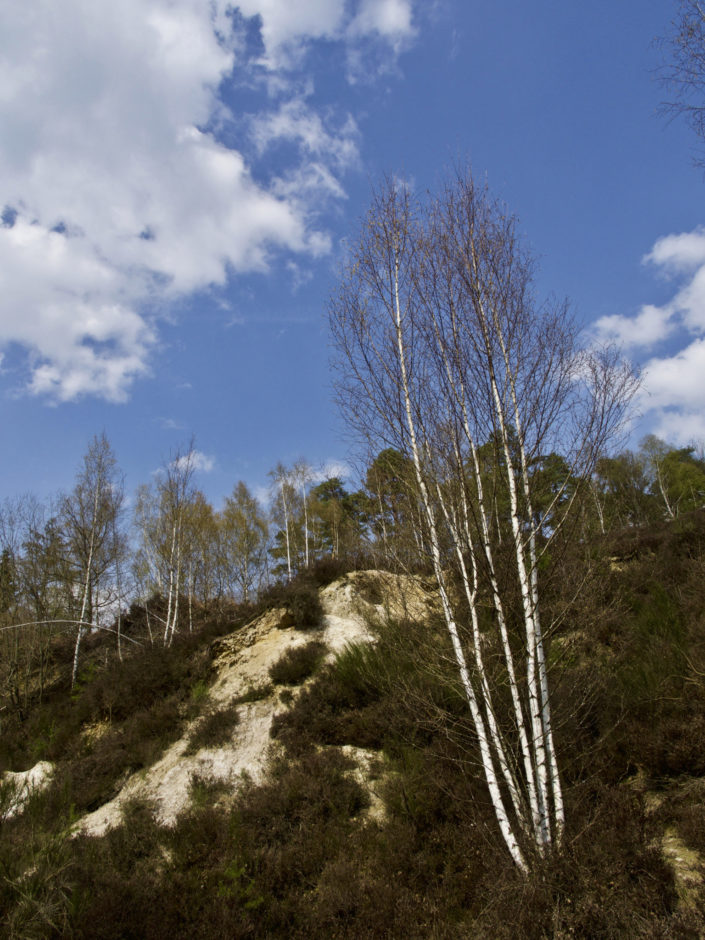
xmin=268 ymin=640 xmax=326 ymax=686
xmin=184 ymin=702 xmax=240 ymax=755
xmin=2 ymin=515 xmax=705 ymax=936
xmin=0 ymin=608 xmax=246 ymax=805
xmin=256 ymin=556 xmax=361 ymax=629
xmin=234 ymin=681 xmax=274 ymax=704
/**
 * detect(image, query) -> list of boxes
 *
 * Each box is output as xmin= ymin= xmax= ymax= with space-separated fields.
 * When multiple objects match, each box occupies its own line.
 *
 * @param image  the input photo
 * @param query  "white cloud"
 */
xmin=594 ymin=226 xmax=705 ymax=352
xmin=644 ymin=227 xmax=705 ymax=275
xmin=0 ymin=0 xmax=418 ymax=403
xmin=650 ymin=409 xmax=705 ymax=445
xmin=157 ymin=417 xmax=185 ymax=430
xmin=251 ymin=98 xmax=360 ymax=171
xmin=313 ymin=459 xmax=352 ymax=482
xmin=601 ymin=227 xmax=705 ymax=445
xmin=172 ymin=450 xmax=215 ymax=474
xmin=348 ymin=0 xmax=416 ymax=50
xmin=234 ymin=0 xmax=415 ymax=69
xmin=592 ymin=304 xmax=674 ymax=350
xmin=190 ymin=451 xmax=216 ymax=474
xmin=235 ymin=0 xmax=345 ymax=67
xmin=640 ymin=338 xmax=705 ymax=413
xmin=672 ymin=264 xmax=705 ymax=332
xmin=0 ymin=218 xmax=154 ymax=402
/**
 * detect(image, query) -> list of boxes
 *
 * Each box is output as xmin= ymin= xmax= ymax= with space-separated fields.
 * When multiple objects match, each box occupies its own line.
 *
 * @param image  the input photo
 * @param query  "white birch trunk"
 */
xmin=145 ymin=601 xmax=153 ymax=645
xmin=391 ymin=248 xmax=527 ymax=872
xmin=489 ymin=289 xmax=565 ymax=841
xmin=435 ymin=474 xmax=528 ymax=829
xmin=486 ymin=353 xmax=552 ymax=848
xmin=430 ymin=299 xmax=543 ymax=841
xmin=188 ymin=560 xmax=193 ymax=633
xmin=302 ymin=482 xmax=310 ymax=569
xmin=113 ymin=516 xmax=123 ymax=662
xmin=170 ymin=530 xmax=182 ymax=645
xmin=281 ymin=481 xmax=292 ymax=581
xmin=656 ymin=465 xmax=676 ymax=519
xmin=163 ymin=521 xmax=177 ymax=645
xmin=71 ymin=469 xmax=102 ymax=689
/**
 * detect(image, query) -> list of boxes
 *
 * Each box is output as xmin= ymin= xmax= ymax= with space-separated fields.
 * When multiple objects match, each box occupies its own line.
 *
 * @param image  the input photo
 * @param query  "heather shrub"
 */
xmin=268 ymin=641 xmax=326 ymax=686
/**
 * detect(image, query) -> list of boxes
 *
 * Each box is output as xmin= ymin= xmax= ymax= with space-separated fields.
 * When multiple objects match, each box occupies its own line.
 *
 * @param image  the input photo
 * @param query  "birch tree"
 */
xmin=220 ymin=482 xmax=269 ymax=602
xmin=62 ymin=433 xmax=124 ymax=687
xmin=132 ymin=482 xmax=163 ymax=639
xmin=640 ymin=434 xmax=705 ymax=519
xmin=269 ymin=463 xmax=297 ymax=581
xmin=159 ymin=442 xmax=198 ymax=644
xmin=292 ymin=460 xmax=314 ymax=570
xmin=133 ymin=441 xmax=199 ymax=644
xmin=191 ymin=492 xmax=222 ymax=605
xmin=329 ymin=171 xmax=637 ymax=870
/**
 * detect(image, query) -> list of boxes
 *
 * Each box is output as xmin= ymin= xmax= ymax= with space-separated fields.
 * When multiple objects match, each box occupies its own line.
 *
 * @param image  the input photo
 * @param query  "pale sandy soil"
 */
xmin=74 ymin=571 xmax=426 ymax=836
xmin=1 ymin=760 xmax=54 ymax=819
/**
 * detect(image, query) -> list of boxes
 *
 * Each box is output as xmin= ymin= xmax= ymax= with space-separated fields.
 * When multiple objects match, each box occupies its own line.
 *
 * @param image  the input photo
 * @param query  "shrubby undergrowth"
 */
xmin=2 ymin=519 xmax=705 ymax=936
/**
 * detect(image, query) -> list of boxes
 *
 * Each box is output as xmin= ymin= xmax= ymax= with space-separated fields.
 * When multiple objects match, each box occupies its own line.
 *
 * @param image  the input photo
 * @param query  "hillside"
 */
xmin=2 ymin=521 xmax=705 ymax=937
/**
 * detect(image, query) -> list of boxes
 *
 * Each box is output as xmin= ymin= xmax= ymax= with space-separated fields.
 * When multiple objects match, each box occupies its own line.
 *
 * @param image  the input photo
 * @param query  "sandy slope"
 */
xmin=1 ymin=761 xmax=54 ymax=819
xmin=75 ymin=571 xmax=429 ymax=836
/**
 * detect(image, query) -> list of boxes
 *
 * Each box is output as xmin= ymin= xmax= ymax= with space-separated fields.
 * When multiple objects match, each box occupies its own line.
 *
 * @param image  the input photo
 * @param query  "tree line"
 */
xmin=0 ymin=433 xmax=466 ymax=710
xmin=2 ymin=422 xmax=703 ymax=715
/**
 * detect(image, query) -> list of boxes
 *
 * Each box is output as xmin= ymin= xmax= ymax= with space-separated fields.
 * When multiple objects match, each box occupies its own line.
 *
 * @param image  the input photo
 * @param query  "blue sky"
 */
xmin=0 ymin=0 xmax=703 ymax=508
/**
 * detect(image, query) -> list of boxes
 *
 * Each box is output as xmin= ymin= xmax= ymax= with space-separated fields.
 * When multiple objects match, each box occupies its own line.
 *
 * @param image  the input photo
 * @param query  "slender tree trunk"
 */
xmin=145 ymin=600 xmax=154 ymax=645
xmin=114 ymin=516 xmax=123 ymax=662
xmin=280 ymin=481 xmax=292 ymax=581
xmin=391 ymin=246 xmax=528 ymax=871
xmin=302 ymin=482 xmax=310 ymax=569
xmin=164 ymin=521 xmax=177 ymax=645
xmin=170 ymin=531 xmax=182 ymax=644
xmin=72 ymin=470 xmax=101 ymax=689
xmin=188 ymin=560 xmax=193 ymax=633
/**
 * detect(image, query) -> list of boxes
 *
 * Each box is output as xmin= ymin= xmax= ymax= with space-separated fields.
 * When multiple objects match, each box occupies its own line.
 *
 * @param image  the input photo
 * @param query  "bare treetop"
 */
xmin=659 ymin=0 xmax=705 ymax=164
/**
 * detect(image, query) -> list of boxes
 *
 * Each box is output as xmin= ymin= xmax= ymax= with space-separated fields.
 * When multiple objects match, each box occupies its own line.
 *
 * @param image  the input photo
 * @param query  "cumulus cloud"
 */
xmin=253 ymin=484 xmax=271 ymax=506
xmin=0 ymin=217 xmax=155 ymax=402
xmin=650 ymin=409 xmax=705 ymax=444
xmin=235 ymin=0 xmax=346 ymax=68
xmin=672 ymin=264 xmax=705 ymax=333
xmin=593 ymin=304 xmax=674 ymax=350
xmin=348 ymin=0 xmax=416 ymax=51
xmin=640 ymin=339 xmax=705 ymax=413
xmin=645 ymin=228 xmax=705 ymax=274
xmin=0 ymin=0 xmax=418 ymax=403
xmin=171 ymin=450 xmax=215 ymax=474
xmin=596 ymin=227 xmax=705 ymax=445
xmin=234 ymin=0 xmax=415 ymax=69
xmin=189 ymin=451 xmax=216 ymax=474
xmin=595 ymin=226 xmax=705 ymax=352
